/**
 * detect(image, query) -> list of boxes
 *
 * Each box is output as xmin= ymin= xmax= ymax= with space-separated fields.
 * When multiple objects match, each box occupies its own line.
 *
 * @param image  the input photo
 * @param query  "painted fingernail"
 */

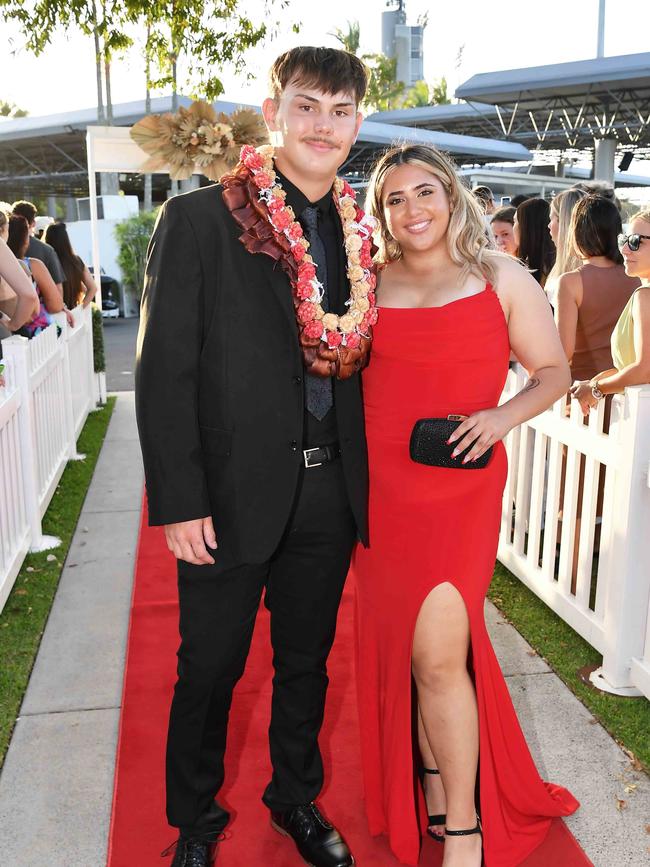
xmin=452 ymin=449 xmax=459 ymax=458
xmin=462 ymin=455 xmax=470 ymax=464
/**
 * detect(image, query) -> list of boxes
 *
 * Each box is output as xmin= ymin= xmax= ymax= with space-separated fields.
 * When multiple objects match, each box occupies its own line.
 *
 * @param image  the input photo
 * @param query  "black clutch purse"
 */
xmin=409 ymin=415 xmax=493 ymax=469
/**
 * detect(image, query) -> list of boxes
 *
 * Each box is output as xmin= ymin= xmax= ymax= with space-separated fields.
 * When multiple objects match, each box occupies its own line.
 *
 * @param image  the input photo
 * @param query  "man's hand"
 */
xmin=164 ymin=516 xmax=217 ymax=565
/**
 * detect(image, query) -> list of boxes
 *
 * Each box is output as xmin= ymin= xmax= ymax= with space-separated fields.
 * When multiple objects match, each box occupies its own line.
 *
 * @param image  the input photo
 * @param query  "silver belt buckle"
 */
xmin=303 ymin=447 xmax=323 ymax=468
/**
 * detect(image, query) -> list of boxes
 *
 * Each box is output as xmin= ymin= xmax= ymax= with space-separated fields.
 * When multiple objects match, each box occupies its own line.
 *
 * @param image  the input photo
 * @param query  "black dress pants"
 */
xmin=166 ymin=459 xmax=357 ymax=839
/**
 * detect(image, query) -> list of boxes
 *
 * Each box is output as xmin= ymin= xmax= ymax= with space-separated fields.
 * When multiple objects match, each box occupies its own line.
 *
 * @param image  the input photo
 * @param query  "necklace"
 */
xmin=223 ymin=144 xmax=378 ymax=379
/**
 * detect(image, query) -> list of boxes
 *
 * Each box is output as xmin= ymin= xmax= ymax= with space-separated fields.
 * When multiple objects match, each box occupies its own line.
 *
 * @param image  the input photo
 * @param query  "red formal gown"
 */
xmin=351 ymin=285 xmax=579 ymax=866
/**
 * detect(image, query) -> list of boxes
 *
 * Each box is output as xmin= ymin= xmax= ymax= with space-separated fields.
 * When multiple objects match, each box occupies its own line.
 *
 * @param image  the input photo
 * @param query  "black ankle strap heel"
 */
xmin=419 ymin=767 xmax=446 ymax=844
xmin=445 ymin=815 xmax=482 ymax=838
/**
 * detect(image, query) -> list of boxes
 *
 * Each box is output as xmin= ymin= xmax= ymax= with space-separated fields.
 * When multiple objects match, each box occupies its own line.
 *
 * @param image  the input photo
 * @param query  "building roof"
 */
xmin=455 ymin=52 xmax=650 ymax=106
xmin=370 ymin=54 xmax=650 ymax=161
xmin=0 ymin=95 xmax=253 ymax=143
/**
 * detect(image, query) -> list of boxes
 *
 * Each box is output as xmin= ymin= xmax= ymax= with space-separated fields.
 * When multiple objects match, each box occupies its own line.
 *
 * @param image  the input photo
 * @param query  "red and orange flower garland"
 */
xmin=226 ymin=144 xmax=378 ymax=378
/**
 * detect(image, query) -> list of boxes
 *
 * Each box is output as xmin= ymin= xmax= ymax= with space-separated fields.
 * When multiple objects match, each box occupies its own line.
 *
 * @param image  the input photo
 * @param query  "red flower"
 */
xmin=296 ymin=278 xmax=313 ymax=299
xmin=268 ymin=196 xmax=285 ymax=213
xmin=346 ymin=332 xmax=361 ymax=349
xmin=298 ymin=261 xmax=316 ymax=281
xmin=292 ymin=244 xmax=307 ymax=262
xmin=360 ymin=249 xmax=373 ymax=269
xmin=298 ymin=301 xmax=317 ymax=323
xmin=355 ymin=205 xmax=365 ymax=222
xmin=342 ymin=181 xmax=356 ymax=199
xmin=367 ymin=308 xmax=379 ymax=326
xmin=304 ymin=320 xmax=324 ymax=339
xmin=327 ymin=331 xmax=343 ymax=348
xmin=287 ymin=222 xmax=303 ymax=240
xmin=241 ymin=148 xmax=264 ymax=170
xmin=253 ymin=171 xmax=273 ymax=189
xmin=367 ymin=273 xmax=377 ymax=290
xmin=273 ymin=209 xmax=292 ymax=230
xmin=367 ymin=291 xmax=376 ymax=306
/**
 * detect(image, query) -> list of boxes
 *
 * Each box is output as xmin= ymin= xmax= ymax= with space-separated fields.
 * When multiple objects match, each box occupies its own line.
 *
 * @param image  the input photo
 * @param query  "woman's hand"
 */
xmin=447 ymin=407 xmax=514 ymax=464
xmin=65 ymin=308 xmax=75 ymax=328
xmin=570 ymin=380 xmax=598 ymax=415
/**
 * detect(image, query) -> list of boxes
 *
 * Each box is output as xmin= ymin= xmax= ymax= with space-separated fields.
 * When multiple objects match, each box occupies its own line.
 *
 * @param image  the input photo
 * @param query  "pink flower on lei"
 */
xmin=303 ymin=320 xmax=324 ymax=339
xmin=297 ymin=301 xmax=318 ymax=323
xmin=346 ymin=332 xmax=361 ymax=350
xmin=327 ymin=331 xmax=343 ymax=348
xmin=253 ymin=171 xmax=273 ymax=189
xmin=241 ymin=146 xmax=264 ymax=170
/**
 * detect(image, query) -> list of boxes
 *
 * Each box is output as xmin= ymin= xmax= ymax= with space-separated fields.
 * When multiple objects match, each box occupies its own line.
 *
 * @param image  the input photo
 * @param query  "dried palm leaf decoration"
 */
xmin=130 ymin=100 xmax=268 ymax=181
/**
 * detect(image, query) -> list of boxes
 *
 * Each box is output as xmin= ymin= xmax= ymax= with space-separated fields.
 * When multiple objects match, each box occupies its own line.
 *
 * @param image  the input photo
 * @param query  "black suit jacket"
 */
xmin=135 ymin=184 xmax=369 ymax=567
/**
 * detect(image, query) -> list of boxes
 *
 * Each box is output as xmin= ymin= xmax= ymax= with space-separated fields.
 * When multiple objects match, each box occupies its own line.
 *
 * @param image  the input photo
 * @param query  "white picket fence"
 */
xmin=1 ymin=320 xmax=649 ymax=699
xmin=499 ymin=365 xmax=650 ymax=698
xmin=0 ymin=305 xmax=97 ymax=612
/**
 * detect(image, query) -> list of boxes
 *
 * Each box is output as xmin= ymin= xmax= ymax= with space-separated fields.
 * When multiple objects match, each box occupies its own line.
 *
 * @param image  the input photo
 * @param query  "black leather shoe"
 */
xmin=161 ymin=835 xmax=219 ymax=866
xmin=270 ymin=802 xmax=354 ymax=867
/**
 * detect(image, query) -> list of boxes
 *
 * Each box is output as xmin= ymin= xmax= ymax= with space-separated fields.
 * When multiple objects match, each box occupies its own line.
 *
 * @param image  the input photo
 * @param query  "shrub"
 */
xmin=92 ymin=304 xmax=105 ymax=373
xmin=114 ymin=209 xmax=158 ymax=299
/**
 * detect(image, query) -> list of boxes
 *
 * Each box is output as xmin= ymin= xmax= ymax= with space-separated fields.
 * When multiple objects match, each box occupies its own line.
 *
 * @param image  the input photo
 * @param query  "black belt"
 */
xmin=303 ymin=443 xmax=341 ymax=468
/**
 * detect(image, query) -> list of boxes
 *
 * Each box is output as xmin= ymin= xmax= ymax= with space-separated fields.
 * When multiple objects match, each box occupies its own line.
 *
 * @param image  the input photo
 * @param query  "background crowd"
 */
xmin=472 ymin=182 xmax=650 ymax=406
xmin=0 ymin=199 xmax=98 ymax=385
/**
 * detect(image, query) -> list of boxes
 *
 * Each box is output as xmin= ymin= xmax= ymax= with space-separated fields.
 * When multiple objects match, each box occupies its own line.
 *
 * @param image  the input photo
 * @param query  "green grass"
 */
xmin=489 ymin=562 xmax=650 ymax=772
xmin=0 ymin=397 xmax=116 ymax=766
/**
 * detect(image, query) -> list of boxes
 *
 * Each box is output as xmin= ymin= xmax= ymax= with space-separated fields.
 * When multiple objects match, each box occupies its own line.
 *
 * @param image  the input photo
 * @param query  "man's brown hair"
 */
xmin=12 ymin=200 xmax=37 ymax=224
xmin=269 ymin=46 xmax=368 ymax=105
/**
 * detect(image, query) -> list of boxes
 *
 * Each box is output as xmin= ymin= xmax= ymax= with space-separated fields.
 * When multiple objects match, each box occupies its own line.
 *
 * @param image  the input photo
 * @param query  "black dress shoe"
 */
xmin=270 ymin=802 xmax=354 ymax=867
xmin=161 ymin=836 xmax=219 ymax=866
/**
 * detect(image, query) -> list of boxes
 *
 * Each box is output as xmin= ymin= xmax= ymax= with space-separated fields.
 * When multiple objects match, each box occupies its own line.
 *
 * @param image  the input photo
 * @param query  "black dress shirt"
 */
xmin=274 ymin=168 xmax=349 ymax=448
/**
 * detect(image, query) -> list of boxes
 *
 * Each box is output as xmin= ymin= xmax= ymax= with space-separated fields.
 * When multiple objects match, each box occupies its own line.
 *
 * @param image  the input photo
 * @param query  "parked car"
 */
xmin=101 ymin=294 xmax=120 ymax=319
xmin=88 ymin=269 xmax=122 ymax=319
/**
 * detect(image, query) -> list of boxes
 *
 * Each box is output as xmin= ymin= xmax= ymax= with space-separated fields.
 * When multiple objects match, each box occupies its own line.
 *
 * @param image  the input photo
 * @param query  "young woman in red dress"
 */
xmin=351 ymin=145 xmax=579 ymax=867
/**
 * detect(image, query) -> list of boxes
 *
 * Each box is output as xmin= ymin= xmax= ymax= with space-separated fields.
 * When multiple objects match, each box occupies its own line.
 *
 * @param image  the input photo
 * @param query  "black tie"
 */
xmin=301 ymin=206 xmax=333 ymax=421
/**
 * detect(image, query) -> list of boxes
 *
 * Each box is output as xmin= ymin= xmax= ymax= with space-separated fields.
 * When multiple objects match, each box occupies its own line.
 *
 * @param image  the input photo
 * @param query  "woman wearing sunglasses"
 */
xmin=571 ymin=208 xmax=650 ymax=412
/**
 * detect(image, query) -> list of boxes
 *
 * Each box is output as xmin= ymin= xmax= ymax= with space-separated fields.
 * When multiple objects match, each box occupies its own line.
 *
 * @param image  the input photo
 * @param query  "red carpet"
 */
xmin=107 ymin=496 xmax=592 ymax=866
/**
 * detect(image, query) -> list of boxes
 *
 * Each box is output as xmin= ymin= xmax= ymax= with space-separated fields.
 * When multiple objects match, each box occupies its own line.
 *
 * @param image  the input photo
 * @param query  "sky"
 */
xmin=2 ymin=0 xmax=650 ymax=172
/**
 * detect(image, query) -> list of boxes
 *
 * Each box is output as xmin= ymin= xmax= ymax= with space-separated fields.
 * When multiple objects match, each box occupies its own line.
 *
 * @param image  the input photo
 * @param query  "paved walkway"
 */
xmin=103 ymin=316 xmax=139 ymax=392
xmin=0 ymin=392 xmax=648 ymax=866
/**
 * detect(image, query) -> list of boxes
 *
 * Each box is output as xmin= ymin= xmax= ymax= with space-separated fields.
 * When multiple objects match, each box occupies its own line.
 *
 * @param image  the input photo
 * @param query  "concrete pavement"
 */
xmin=0 ymin=391 xmax=648 ymax=866
xmin=103 ymin=316 xmax=139 ymax=392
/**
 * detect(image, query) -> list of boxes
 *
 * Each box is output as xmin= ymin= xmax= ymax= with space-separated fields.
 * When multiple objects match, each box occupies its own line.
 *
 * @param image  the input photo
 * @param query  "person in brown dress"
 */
xmin=555 ymin=195 xmax=640 ymax=381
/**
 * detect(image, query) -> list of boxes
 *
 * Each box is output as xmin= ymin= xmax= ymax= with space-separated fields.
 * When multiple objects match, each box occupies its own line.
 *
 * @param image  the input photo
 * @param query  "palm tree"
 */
xmin=402 ymin=77 xmax=450 ymax=109
xmin=329 ymin=20 xmax=360 ymax=55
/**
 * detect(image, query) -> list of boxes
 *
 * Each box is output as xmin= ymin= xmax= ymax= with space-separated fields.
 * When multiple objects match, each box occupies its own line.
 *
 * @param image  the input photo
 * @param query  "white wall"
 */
xmin=66 ymin=196 xmax=141 ymax=317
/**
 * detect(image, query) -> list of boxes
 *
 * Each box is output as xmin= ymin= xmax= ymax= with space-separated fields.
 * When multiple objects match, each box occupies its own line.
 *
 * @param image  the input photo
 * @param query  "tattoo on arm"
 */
xmin=521 ymin=376 xmax=540 ymax=394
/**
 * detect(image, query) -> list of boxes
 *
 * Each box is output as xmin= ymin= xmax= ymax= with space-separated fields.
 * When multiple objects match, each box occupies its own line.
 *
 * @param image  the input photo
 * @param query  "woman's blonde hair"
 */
xmin=629 ymin=208 xmax=650 ymax=224
xmin=546 ymin=188 xmax=587 ymax=288
xmin=365 ymin=144 xmax=502 ymax=286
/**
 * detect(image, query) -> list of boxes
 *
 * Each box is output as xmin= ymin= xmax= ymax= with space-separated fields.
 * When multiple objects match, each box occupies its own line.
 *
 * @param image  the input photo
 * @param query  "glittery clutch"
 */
xmin=409 ymin=415 xmax=493 ymax=469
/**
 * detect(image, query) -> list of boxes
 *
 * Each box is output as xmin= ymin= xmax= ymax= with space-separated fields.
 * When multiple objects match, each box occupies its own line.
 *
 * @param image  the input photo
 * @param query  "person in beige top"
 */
xmin=556 ymin=195 xmax=639 ymax=382
xmin=571 ymin=207 xmax=650 ymax=413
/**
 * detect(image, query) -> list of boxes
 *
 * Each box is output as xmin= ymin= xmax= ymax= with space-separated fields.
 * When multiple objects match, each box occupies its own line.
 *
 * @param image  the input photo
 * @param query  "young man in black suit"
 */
xmin=136 ymin=47 xmax=372 ymax=867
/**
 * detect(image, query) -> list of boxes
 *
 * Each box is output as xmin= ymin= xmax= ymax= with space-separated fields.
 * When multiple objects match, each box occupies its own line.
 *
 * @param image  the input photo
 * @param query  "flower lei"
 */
xmin=223 ymin=144 xmax=378 ymax=379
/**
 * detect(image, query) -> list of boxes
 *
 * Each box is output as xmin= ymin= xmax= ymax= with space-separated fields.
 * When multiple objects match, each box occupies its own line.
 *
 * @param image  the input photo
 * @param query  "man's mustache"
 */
xmin=302 ymin=137 xmax=339 ymax=148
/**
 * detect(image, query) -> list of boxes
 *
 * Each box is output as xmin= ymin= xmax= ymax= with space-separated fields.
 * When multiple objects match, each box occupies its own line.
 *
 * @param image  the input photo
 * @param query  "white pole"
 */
xmin=86 ymin=128 xmax=103 ymax=312
xmin=597 ymin=0 xmax=606 ymax=58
